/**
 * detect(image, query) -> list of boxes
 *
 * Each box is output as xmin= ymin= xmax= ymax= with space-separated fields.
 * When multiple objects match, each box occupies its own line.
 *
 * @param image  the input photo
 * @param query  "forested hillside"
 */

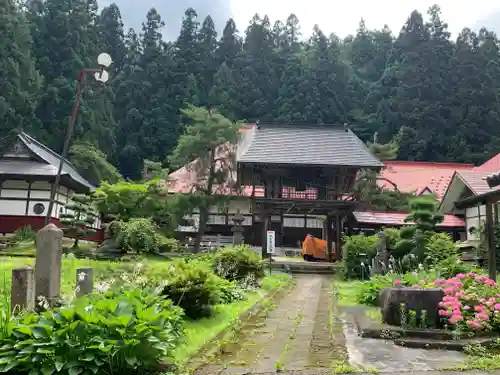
xmin=3 ymin=0 xmax=500 ymax=183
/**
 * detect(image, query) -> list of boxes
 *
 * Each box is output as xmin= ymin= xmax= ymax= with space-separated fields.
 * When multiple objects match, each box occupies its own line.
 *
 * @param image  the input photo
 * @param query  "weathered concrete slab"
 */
xmin=341 ymin=306 xmax=466 ymax=372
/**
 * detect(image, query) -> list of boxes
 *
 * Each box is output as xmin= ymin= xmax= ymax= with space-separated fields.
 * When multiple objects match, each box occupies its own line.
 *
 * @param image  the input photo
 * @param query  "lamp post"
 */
xmin=44 ymin=53 xmax=113 ymax=226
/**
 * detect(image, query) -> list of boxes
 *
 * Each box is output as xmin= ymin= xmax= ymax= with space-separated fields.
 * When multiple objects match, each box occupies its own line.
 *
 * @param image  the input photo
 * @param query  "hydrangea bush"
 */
xmin=433 ymin=272 xmax=500 ymax=332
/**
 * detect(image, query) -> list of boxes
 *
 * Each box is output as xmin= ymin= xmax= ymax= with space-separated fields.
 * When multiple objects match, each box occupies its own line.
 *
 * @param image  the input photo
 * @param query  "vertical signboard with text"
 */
xmin=266 ymin=230 xmax=275 ymax=254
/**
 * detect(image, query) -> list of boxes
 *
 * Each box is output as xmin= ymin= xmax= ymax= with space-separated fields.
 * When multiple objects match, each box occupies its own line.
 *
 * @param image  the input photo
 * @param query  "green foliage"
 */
xmin=0 ymin=0 xmax=41 ymax=135
xmin=115 ymin=218 xmax=172 ymax=254
xmin=213 ymin=277 xmax=248 ymax=304
xmin=169 ymin=106 xmax=240 ymax=251
xmin=69 ymin=142 xmax=123 ymax=186
xmin=355 ymin=270 xmax=439 ymax=306
xmin=60 ymin=195 xmax=97 ymax=247
xmin=395 ymin=197 xmax=444 ymax=260
xmin=0 ymin=288 xmax=184 ymax=374
xmin=4 ymin=0 xmax=500 ymax=180
xmin=13 ymin=226 xmax=36 ymax=242
xmin=212 ymin=246 xmax=265 ymax=285
xmin=434 ymin=255 xmax=480 ymax=280
xmin=161 ymin=260 xmax=221 ymax=319
xmin=93 ymin=180 xmax=171 ymax=226
xmin=342 ymin=234 xmax=378 ymax=279
xmin=353 ymin=138 xmax=415 ymax=211
xmin=424 ymin=232 xmax=458 ymax=266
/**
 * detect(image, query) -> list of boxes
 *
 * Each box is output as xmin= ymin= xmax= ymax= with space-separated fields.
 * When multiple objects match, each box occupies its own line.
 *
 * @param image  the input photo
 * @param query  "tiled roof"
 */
xmin=474 ymin=153 xmax=500 ymax=172
xmin=238 ymin=124 xmax=383 ymax=168
xmin=353 ymin=211 xmax=465 ymax=228
xmin=379 ymin=161 xmax=474 ymax=200
xmin=0 ymin=133 xmax=93 ymax=192
xmin=19 ymin=133 xmax=93 ymax=190
xmin=456 ymin=170 xmax=493 ymax=195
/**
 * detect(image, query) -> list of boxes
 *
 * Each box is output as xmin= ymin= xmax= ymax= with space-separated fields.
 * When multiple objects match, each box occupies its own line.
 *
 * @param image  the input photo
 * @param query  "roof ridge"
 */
xmin=256 ymin=123 xmax=347 ymax=128
xmin=19 ymin=132 xmax=77 ymax=169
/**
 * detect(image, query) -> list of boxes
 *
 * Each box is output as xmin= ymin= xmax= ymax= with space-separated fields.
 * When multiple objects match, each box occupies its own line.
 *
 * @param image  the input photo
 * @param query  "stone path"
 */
xmin=192 ymin=276 xmax=483 ymax=375
xmin=195 ymin=274 xmax=343 ymax=375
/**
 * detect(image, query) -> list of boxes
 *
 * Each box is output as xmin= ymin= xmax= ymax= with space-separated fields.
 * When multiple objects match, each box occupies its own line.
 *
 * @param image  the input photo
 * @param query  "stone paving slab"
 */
xmin=195 ymin=275 xmax=335 ymax=375
xmin=239 ymin=371 xmax=500 ymax=375
xmin=341 ymin=306 xmax=466 ymax=372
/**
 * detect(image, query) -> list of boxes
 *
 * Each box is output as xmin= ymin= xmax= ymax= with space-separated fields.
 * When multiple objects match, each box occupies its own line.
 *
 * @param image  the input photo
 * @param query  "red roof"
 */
xmin=474 ymin=153 xmax=500 ymax=172
xmin=353 ymin=211 xmax=465 ymax=228
xmin=379 ymin=161 xmax=474 ymax=200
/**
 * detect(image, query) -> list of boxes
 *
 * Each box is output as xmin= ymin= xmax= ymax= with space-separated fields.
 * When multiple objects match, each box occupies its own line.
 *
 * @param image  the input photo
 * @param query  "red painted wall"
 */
xmin=0 ymin=215 xmax=105 ymax=242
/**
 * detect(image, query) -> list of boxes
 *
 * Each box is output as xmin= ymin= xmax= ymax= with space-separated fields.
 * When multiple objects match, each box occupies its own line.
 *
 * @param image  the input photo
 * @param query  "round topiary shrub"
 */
xmin=161 ymin=260 xmax=220 ymax=319
xmin=212 ymin=245 xmax=265 ymax=286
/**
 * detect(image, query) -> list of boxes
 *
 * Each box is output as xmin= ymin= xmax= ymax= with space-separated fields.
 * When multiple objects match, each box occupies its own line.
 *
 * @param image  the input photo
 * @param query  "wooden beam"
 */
xmin=486 ymin=202 xmax=497 ymax=281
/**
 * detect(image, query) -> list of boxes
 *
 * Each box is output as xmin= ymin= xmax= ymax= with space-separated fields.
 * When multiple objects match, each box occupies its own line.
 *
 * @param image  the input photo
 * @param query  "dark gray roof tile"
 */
xmin=10 ymin=133 xmax=94 ymax=191
xmin=237 ymin=124 xmax=383 ymax=168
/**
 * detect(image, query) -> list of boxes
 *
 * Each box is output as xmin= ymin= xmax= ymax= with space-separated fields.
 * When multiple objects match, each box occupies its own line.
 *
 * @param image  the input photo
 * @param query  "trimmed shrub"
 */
xmin=434 ymin=255 xmax=480 ymax=279
xmin=424 ymin=232 xmax=458 ymax=266
xmin=342 ymin=234 xmax=378 ymax=279
xmin=161 ymin=260 xmax=220 ymax=319
xmin=114 ymin=218 xmax=176 ymax=254
xmin=212 ymin=246 xmax=265 ymax=286
xmin=214 ymin=277 xmax=248 ymax=304
xmin=0 ymin=289 xmax=184 ymax=374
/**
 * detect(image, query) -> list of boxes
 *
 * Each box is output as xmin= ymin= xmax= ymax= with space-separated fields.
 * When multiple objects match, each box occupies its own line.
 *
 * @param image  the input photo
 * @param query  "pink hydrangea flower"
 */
xmin=475 ymin=313 xmax=490 ymax=321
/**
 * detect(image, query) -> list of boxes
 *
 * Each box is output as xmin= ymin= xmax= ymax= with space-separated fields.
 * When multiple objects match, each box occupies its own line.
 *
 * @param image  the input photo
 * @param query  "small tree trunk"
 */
xmin=194 ymin=147 xmax=216 ymax=253
xmin=73 ymin=237 xmax=79 ymax=248
xmin=194 ymin=207 xmax=209 ymax=253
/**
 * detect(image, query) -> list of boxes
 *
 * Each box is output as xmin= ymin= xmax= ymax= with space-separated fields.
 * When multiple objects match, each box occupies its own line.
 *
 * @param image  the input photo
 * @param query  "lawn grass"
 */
xmin=0 ymin=255 xmax=176 ymax=312
xmin=0 ymin=254 xmax=293 ymax=369
xmin=172 ymin=273 xmax=293 ymax=365
xmin=335 ymin=279 xmax=381 ymax=323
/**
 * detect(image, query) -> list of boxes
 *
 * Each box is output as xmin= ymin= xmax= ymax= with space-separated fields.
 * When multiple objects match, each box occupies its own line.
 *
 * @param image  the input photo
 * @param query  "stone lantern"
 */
xmin=231 ymin=209 xmax=245 ymax=245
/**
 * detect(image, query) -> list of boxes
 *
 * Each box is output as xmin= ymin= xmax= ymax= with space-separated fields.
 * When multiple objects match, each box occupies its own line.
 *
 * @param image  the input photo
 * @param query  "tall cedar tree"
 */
xmin=169 ymin=106 xmax=240 ymax=252
xmin=0 ymin=0 xmax=41 ymax=136
xmin=10 ymin=3 xmax=500 ymax=181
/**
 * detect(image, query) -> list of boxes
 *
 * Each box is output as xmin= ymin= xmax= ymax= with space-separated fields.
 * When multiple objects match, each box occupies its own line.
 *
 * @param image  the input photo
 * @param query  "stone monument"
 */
xmin=35 ymin=224 xmax=63 ymax=307
xmin=231 ymin=209 xmax=245 ymax=245
xmin=372 ymin=230 xmax=389 ymax=275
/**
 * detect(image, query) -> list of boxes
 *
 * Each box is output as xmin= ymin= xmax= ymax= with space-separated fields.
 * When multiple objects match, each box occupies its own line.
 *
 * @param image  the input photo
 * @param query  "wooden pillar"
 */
xmin=261 ymin=213 xmax=270 ymax=258
xmin=322 ymin=219 xmax=328 ymax=239
xmin=326 ymin=215 xmax=333 ymax=262
xmin=335 ymin=214 xmax=342 ymax=261
xmin=486 ymin=202 xmax=496 ymax=281
xmin=347 ymin=214 xmax=353 ymax=236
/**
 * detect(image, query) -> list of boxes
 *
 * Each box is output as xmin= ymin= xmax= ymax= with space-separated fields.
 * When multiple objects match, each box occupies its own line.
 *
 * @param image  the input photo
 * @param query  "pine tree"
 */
xmin=169 ymin=106 xmax=240 ymax=252
xmin=60 ymin=195 xmax=97 ymax=248
xmin=395 ymin=197 xmax=444 ymax=261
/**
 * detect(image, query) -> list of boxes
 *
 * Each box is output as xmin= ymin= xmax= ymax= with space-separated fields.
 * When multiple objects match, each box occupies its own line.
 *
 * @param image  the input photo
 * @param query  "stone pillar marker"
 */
xmin=231 ymin=209 xmax=245 ymax=245
xmin=76 ymin=267 xmax=93 ymax=297
xmin=372 ymin=230 xmax=389 ymax=275
xmin=35 ymin=223 xmax=63 ymax=307
xmin=11 ymin=268 xmax=35 ymax=314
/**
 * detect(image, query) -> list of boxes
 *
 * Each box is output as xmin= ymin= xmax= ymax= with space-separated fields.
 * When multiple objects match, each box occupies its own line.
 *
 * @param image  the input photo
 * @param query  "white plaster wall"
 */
xmin=2 ymin=180 xmax=29 ymax=189
xmin=1 ymin=189 xmax=28 ymax=198
xmin=0 ymin=200 xmax=26 ymax=215
xmin=466 ymin=217 xmax=481 ymax=240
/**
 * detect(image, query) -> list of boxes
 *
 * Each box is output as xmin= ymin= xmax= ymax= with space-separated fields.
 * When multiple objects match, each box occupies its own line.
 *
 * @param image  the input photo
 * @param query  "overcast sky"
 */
xmin=230 ymin=0 xmax=499 ymax=37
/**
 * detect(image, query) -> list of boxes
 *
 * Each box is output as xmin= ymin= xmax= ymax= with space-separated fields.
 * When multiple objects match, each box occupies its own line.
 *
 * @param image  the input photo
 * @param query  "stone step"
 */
xmin=393 ymin=327 xmax=457 ymax=341
xmin=393 ymin=336 xmax=495 ymax=351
